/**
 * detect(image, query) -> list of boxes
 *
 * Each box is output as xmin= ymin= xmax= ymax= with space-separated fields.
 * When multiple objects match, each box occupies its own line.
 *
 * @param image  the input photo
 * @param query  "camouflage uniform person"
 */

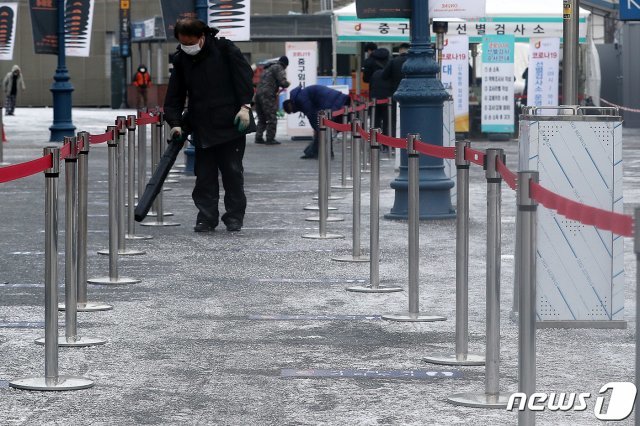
xmin=255 ymin=56 xmax=290 ymax=145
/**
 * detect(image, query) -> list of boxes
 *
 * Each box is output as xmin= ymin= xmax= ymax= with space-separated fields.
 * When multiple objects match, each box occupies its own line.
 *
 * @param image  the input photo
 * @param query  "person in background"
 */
xmin=254 ymin=56 xmax=290 ymax=145
xmin=3 ymin=65 xmax=25 ymax=116
xmin=133 ymin=65 xmax=152 ymax=110
xmin=362 ymin=43 xmax=389 ymax=85
xmin=381 ymin=43 xmax=410 ymax=137
xmin=283 ymin=84 xmax=350 ymax=159
xmin=164 ymin=18 xmax=254 ymax=233
xmin=368 ymin=48 xmax=392 ymax=133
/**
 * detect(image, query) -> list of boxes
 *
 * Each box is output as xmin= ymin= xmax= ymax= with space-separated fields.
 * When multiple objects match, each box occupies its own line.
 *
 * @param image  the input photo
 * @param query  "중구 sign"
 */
xmin=285 ymin=41 xmax=318 ymax=138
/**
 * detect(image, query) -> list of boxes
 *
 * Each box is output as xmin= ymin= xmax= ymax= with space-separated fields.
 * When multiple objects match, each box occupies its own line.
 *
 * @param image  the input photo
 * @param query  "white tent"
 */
xmin=334 ymin=1 xmax=590 ymax=43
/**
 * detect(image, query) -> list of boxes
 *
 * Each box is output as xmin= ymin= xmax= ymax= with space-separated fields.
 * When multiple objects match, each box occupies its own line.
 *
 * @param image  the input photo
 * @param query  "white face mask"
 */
xmin=181 ymin=39 xmax=202 ymax=56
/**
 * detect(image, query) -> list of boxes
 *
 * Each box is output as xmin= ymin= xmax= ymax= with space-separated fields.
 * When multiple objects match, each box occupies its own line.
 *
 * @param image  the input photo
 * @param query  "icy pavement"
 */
xmin=0 ymin=108 xmax=638 ymax=425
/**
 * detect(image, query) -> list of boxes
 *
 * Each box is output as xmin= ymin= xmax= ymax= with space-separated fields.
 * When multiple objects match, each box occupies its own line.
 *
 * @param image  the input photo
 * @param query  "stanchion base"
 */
xmin=59 ymin=302 xmax=113 ymax=312
xmin=87 ymin=276 xmax=141 ymax=285
xmin=332 ymin=254 xmax=370 ymax=263
xmin=423 ymin=353 xmax=485 ymax=366
xmin=165 ymin=179 xmax=179 ymax=184
xmin=0 ymin=161 xmax=10 ymax=166
xmin=9 ymin=375 xmax=94 ymax=391
xmin=447 ymin=392 xmax=510 ymax=408
xmin=305 ymin=215 xmax=345 ymax=222
xmin=346 ymin=284 xmax=403 ymax=293
xmin=302 ymin=233 xmax=344 ymax=240
xmin=331 ymin=184 xmax=353 ymax=190
xmin=97 ymin=248 xmax=146 ymax=256
xmin=382 ymin=312 xmax=446 ymax=322
xmin=147 ymin=211 xmax=174 ymax=217
xmin=313 ymin=195 xmax=344 ymax=201
xmin=125 ymin=234 xmax=153 ymax=240
xmin=303 ymin=205 xmax=338 ymax=211
xmin=35 ymin=335 xmax=107 ymax=347
xmin=140 ymin=221 xmax=181 ymax=227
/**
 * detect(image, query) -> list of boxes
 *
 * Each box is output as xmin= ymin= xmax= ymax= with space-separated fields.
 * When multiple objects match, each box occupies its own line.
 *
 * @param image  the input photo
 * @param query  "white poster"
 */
xmin=527 ymin=37 xmax=560 ymax=108
xmin=208 ymin=0 xmax=250 ymax=42
xmin=429 ymin=0 xmax=485 ymax=19
xmin=481 ymin=35 xmax=515 ymax=133
xmin=0 ymin=3 xmax=17 ymax=61
xmin=440 ymin=35 xmax=469 ymax=133
xmin=286 ymin=41 xmax=318 ymax=138
xmin=65 ymin=0 xmax=95 ymax=57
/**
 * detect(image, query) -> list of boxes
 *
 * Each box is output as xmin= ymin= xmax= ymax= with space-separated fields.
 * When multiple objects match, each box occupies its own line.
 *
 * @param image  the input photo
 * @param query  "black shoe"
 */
xmin=300 ymin=154 xmax=317 ymax=159
xmin=225 ymin=221 xmax=242 ymax=232
xmin=265 ymin=139 xmax=281 ymax=145
xmin=194 ymin=222 xmax=215 ymax=232
xmin=255 ymin=137 xmax=266 ymax=144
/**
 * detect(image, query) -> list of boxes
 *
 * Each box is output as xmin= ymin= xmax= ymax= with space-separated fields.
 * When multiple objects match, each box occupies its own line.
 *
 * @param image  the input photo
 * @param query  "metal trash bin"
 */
xmin=518 ymin=106 xmax=625 ymax=328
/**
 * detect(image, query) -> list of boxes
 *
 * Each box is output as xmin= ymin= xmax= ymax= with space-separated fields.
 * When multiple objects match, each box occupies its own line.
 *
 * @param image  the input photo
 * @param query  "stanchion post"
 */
xmin=137 ymin=110 xmax=147 ymax=198
xmin=126 ymin=115 xmax=151 ymax=240
xmin=362 ymin=104 xmax=370 ymax=172
xmin=333 ymin=105 xmax=352 ymax=190
xmin=332 ymin=118 xmax=369 ymax=262
xmin=0 ymin=106 xmax=6 ymax=166
xmin=302 ymin=111 xmax=343 ymax=240
xmin=448 ymin=148 xmax=509 ymax=408
xmin=384 ymin=98 xmax=393 ymax=160
xmin=141 ymin=112 xmax=180 ymax=227
xmin=88 ymin=127 xmax=140 ymax=286
xmin=9 ymin=147 xmax=94 ymax=391
xmin=517 ymin=171 xmax=538 ymax=426
xmin=635 ymin=208 xmax=640 ymax=426
xmin=347 ymin=128 xmax=402 ymax=293
xmin=117 ymin=117 xmax=143 ymax=254
xmin=71 ymin=132 xmax=112 ymax=311
xmin=40 ymin=138 xmax=106 ymax=347
xmin=382 ymin=134 xmax=446 ymax=322
xmin=424 ymin=141 xmax=484 ymax=365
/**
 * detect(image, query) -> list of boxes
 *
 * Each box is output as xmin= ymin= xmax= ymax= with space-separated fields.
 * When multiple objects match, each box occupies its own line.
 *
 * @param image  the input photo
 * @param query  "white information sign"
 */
xmin=481 ymin=35 xmax=515 ymax=133
xmin=208 ymin=0 xmax=251 ymax=42
xmin=286 ymin=41 xmax=318 ymax=138
xmin=429 ymin=0 xmax=485 ymax=19
xmin=441 ymin=35 xmax=469 ymax=133
xmin=527 ymin=38 xmax=560 ymax=109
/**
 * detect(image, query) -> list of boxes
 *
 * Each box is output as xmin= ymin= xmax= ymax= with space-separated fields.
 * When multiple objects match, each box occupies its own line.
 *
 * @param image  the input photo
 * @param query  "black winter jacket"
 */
xmin=382 ymin=53 xmax=408 ymax=93
xmin=164 ymin=32 xmax=253 ymax=148
xmin=362 ymin=48 xmax=390 ymax=84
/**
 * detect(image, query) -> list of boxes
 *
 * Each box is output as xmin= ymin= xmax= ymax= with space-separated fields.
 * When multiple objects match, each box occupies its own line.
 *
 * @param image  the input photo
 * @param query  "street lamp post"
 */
xmin=385 ymin=0 xmax=454 ymax=220
xmin=49 ymin=0 xmax=76 ymax=142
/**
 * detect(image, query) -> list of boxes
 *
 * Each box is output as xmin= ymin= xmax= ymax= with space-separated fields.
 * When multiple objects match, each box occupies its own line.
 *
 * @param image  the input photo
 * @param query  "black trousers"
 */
xmin=193 ymin=137 xmax=247 ymax=227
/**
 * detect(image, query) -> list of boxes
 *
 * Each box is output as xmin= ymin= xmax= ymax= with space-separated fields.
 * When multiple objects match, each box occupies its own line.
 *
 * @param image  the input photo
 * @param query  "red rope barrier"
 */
xmin=375 ymin=98 xmax=389 ymax=105
xmin=356 ymin=124 xmax=370 ymax=141
xmin=496 ymin=157 xmax=517 ymax=191
xmin=529 ymin=181 xmax=633 ymax=237
xmin=136 ymin=115 xmax=160 ymax=126
xmin=378 ymin=133 xmax=406 ymax=150
xmin=0 ymin=154 xmax=53 ymax=183
xmin=332 ymin=108 xmax=345 ymax=117
xmin=465 ymin=147 xmax=485 ymax=167
xmin=89 ymin=131 xmax=114 ymax=145
xmin=323 ymin=119 xmax=351 ymax=132
xmin=59 ymin=142 xmax=71 ymax=160
xmin=353 ymin=104 xmax=367 ymax=112
xmin=414 ymin=140 xmax=456 ymax=160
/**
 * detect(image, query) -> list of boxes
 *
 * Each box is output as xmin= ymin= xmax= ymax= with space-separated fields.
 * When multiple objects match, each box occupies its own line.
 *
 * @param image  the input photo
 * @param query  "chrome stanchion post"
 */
xmin=332 ymin=118 xmax=369 ymax=262
xmin=424 ymin=141 xmax=485 ymax=366
xmin=347 ymin=128 xmax=402 ymax=293
xmin=40 ymin=138 xmax=106 ymax=347
xmin=10 ymin=147 xmax=94 ymax=391
xmin=141 ymin=112 xmax=180 ymax=227
xmin=361 ymin=104 xmax=370 ymax=173
xmin=137 ymin=110 xmax=147 ymax=198
xmin=88 ymin=128 xmax=141 ymax=286
xmin=126 ymin=115 xmax=151 ymax=240
xmin=635 ymin=208 xmax=640 ymax=426
xmin=384 ymin=97 xmax=393 ymax=160
xmin=517 ymin=171 xmax=538 ymax=426
xmin=333 ymin=105 xmax=352 ymax=190
xmin=0 ymin=106 xmax=7 ymax=166
xmin=383 ymin=135 xmax=446 ymax=322
xmin=303 ymin=111 xmax=343 ymax=240
xmin=448 ymin=148 xmax=509 ymax=408
xmin=312 ymin=109 xmax=343 ymax=203
xmin=70 ymin=132 xmax=112 ymax=311
xmin=116 ymin=116 xmax=143 ymax=254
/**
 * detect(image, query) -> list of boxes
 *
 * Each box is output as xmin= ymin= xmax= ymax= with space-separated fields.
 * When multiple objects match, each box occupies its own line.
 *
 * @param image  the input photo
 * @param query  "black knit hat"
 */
xmin=279 ymin=56 xmax=289 ymax=67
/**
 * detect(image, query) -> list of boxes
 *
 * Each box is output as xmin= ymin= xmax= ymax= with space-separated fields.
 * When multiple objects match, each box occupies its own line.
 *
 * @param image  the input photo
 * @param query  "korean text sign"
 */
xmin=441 ymin=35 xmax=469 ymax=132
xmin=527 ymin=38 xmax=560 ymax=109
xmin=481 ymin=35 xmax=515 ymax=133
xmin=286 ymin=41 xmax=318 ymax=137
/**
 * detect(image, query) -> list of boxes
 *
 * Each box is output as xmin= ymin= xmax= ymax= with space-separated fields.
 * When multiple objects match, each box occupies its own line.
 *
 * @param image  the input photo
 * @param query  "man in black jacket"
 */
xmin=164 ymin=18 xmax=254 ymax=233
xmin=381 ymin=43 xmax=410 ymax=137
